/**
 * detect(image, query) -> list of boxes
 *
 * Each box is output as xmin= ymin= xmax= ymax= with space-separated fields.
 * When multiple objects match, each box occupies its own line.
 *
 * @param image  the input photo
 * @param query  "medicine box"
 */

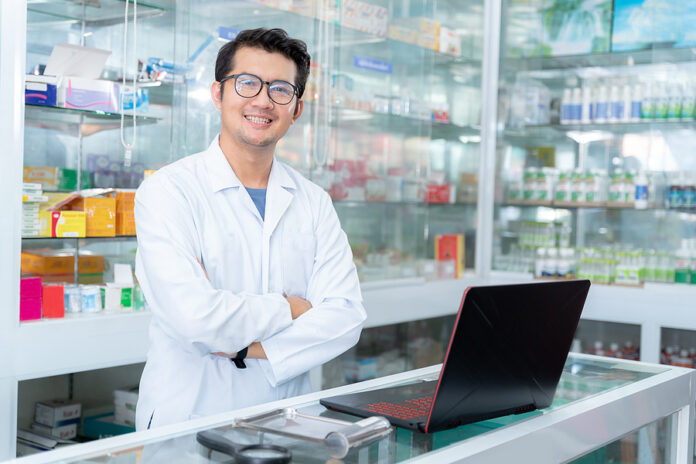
xmin=21 ymin=249 xmax=104 ymax=275
xmin=30 ymin=422 xmax=77 ymax=440
xmin=39 ymin=211 xmax=86 ymax=238
xmin=23 ymin=166 xmax=90 ymax=191
xmin=71 ymin=197 xmax=116 ymax=237
xmin=42 ymin=284 xmax=65 ymax=319
xmin=25 ymin=75 xmax=58 ymax=107
xmin=20 ymin=277 xmax=43 ymax=322
xmin=435 ymin=234 xmax=464 ymax=278
xmin=34 ymin=400 xmax=81 ymax=427
xmin=59 ymin=77 xmax=119 ymax=113
xmin=343 ymin=357 xmax=377 ymax=382
xmin=82 ymin=413 xmax=134 ymax=439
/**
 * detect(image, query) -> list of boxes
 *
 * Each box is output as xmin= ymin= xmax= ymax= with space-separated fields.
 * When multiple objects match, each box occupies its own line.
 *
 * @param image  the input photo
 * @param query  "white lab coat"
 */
xmin=134 ymin=136 xmax=366 ymax=430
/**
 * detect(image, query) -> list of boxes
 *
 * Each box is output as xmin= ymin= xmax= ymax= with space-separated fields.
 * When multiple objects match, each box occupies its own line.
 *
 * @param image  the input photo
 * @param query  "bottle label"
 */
xmin=635 ymin=184 xmax=648 ymax=202
xmin=595 ymin=102 xmax=608 ymax=120
xmin=631 ymin=101 xmax=641 ymax=119
xmin=669 ymin=187 xmax=683 ymax=208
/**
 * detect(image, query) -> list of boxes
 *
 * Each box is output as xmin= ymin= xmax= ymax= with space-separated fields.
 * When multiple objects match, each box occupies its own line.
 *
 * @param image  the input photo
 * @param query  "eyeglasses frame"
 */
xmin=219 ymin=73 xmax=299 ymax=106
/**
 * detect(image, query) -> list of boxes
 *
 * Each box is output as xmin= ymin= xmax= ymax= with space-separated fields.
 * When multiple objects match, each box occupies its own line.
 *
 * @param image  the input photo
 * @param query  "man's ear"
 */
xmin=292 ymin=99 xmax=304 ymax=121
xmin=211 ymin=81 xmax=223 ymax=110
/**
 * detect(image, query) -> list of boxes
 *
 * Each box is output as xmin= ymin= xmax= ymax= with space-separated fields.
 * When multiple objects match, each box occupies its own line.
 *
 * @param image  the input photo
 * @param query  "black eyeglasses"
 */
xmin=219 ymin=73 xmax=298 ymax=105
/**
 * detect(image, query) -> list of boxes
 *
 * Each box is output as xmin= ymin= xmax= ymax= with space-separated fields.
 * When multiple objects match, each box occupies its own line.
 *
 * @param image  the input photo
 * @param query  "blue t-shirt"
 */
xmin=245 ymin=187 xmax=267 ymax=220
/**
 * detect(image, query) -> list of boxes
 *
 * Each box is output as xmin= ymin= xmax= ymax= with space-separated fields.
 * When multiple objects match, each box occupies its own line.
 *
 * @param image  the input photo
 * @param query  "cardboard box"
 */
xmin=21 ymin=250 xmax=104 ymax=275
xmin=73 ymin=197 xmax=116 ymax=237
xmin=39 ymin=211 xmax=86 ymax=238
xmin=82 ymin=413 xmax=134 ymax=439
xmin=42 ymin=284 xmax=65 ymax=319
xmin=60 ymin=77 xmax=119 ymax=113
xmin=417 ymin=33 xmax=440 ymax=51
xmin=388 ymin=25 xmax=418 ymax=44
xmin=30 ymin=422 xmax=76 ymax=440
xmin=435 ymin=234 xmax=464 ymax=278
xmin=439 ymin=27 xmax=462 ymax=56
xmin=34 ymin=400 xmax=81 ymax=427
xmin=419 ymin=17 xmax=440 ymax=35
xmin=25 ymin=75 xmax=58 ymax=106
xmin=23 ymin=167 xmax=90 ymax=191
xmin=20 ymin=298 xmax=41 ymax=322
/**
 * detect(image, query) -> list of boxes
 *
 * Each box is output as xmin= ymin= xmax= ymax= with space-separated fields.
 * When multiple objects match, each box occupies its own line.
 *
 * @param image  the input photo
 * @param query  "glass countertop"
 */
xmin=57 ymin=355 xmax=667 ymax=463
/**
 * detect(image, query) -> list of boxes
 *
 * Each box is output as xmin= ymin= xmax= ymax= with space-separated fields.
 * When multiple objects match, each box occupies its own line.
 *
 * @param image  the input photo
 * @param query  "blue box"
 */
xmin=82 ymin=413 xmax=135 ymax=439
xmin=25 ymin=75 xmax=57 ymax=106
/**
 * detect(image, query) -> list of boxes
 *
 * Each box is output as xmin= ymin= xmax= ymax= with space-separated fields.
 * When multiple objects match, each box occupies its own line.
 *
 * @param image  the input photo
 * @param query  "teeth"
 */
xmin=246 ymin=116 xmax=271 ymax=124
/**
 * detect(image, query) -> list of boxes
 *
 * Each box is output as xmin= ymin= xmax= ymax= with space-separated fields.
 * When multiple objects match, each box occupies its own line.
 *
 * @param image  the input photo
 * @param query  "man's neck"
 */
xmin=219 ymin=132 xmax=274 ymax=189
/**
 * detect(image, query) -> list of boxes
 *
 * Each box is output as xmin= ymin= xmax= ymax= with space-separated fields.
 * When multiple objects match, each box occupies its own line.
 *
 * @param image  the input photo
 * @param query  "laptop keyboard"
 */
xmin=364 ymin=396 xmax=433 ymax=420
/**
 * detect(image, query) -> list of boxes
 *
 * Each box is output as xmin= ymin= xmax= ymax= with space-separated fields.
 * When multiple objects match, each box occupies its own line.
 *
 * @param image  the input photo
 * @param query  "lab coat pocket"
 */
xmin=282 ymin=231 xmax=316 ymax=298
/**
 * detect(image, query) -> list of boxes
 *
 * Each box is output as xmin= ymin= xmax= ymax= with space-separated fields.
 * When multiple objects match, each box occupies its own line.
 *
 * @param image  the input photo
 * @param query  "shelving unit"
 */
xmin=3 ymin=0 xmax=696 ymax=459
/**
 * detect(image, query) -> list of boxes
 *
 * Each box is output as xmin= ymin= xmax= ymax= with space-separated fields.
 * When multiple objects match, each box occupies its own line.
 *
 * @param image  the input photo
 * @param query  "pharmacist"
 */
xmin=133 ymin=28 xmax=366 ymax=430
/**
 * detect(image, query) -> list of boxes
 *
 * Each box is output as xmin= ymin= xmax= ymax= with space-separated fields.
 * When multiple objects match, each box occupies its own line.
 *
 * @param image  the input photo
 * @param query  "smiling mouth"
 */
xmin=245 ymin=115 xmax=272 ymax=124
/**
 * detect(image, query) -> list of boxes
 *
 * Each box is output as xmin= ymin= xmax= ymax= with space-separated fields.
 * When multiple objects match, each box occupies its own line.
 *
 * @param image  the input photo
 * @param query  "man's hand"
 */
xmin=287 ymin=296 xmax=312 ymax=319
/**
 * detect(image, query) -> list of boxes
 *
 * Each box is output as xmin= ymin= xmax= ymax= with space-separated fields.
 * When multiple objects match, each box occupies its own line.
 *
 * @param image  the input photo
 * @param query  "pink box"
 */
xmin=21 ymin=277 xmax=43 ymax=299
xmin=20 ymin=297 xmax=42 ymax=321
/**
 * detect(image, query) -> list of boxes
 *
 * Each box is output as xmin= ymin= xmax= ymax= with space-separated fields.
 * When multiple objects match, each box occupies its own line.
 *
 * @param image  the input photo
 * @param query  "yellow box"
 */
xmin=21 ymin=250 xmax=104 ymax=275
xmin=40 ymin=211 xmax=86 ymax=238
xmin=418 ymin=17 xmax=440 ymax=36
xmin=73 ymin=197 xmax=116 ymax=237
xmin=388 ymin=25 xmax=418 ymax=44
xmin=417 ymin=33 xmax=440 ymax=51
xmin=116 ymin=211 xmax=136 ymax=236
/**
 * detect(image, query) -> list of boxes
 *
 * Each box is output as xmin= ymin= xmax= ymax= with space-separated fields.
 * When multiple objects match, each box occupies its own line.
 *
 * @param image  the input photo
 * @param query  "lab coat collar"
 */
xmin=205 ymin=135 xmax=297 ymax=192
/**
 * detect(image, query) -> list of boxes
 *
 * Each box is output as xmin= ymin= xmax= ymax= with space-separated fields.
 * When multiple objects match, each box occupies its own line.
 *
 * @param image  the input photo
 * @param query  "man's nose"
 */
xmin=250 ymin=83 xmax=274 ymax=107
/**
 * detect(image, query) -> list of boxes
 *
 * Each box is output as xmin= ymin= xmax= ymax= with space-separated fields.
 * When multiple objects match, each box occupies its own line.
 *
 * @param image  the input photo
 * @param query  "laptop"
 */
xmin=320 ymin=280 xmax=591 ymax=433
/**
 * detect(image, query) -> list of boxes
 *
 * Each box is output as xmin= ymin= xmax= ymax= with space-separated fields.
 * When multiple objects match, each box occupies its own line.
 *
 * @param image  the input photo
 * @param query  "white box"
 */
xmin=31 ymin=422 xmax=77 ymax=440
xmin=34 ymin=400 xmax=81 ymax=427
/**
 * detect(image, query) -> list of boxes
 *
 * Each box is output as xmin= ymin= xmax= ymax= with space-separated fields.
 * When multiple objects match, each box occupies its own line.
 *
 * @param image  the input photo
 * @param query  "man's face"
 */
xmin=212 ymin=46 xmax=303 ymax=151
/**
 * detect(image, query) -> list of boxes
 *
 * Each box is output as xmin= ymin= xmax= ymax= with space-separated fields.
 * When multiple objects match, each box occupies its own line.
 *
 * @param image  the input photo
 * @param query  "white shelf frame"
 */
xmin=3 ymin=0 xmax=696 ymax=460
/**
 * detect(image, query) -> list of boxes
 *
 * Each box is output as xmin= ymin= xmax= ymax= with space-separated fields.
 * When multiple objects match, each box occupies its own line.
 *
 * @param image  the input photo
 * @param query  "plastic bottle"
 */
xmin=631 ymin=84 xmax=642 ymax=122
xmin=571 ymin=87 xmax=582 ymax=123
xmin=581 ymin=86 xmax=593 ymax=124
xmin=634 ymin=171 xmax=648 ymax=209
xmin=667 ymin=172 xmax=684 ymax=208
xmin=594 ymin=85 xmax=608 ymax=123
xmin=682 ymin=172 xmax=695 ymax=209
xmin=561 ymin=88 xmax=572 ymax=125
xmin=654 ymin=81 xmax=668 ymax=119
xmin=681 ymin=82 xmax=695 ymax=120
xmin=621 ymin=83 xmax=632 ymax=123
xmin=609 ymin=84 xmax=622 ymax=122
xmin=607 ymin=342 xmax=620 ymax=358
xmin=668 ymin=82 xmax=682 ymax=121
xmin=641 ymin=82 xmax=654 ymax=121
xmin=593 ymin=341 xmax=605 ymax=357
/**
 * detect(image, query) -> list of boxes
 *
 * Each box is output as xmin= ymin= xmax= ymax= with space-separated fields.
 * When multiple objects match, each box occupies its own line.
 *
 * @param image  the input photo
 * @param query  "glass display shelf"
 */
xmin=500 ymin=200 xmax=696 ymax=213
xmin=504 ymin=121 xmax=696 ymax=139
xmin=23 ymin=354 xmax=695 ymax=464
xmin=21 ymin=235 xmax=137 ymax=241
xmin=186 ymin=0 xmax=480 ymax=67
xmin=24 ymin=104 xmax=160 ymax=136
xmin=27 ymin=0 xmax=170 ymax=25
xmin=334 ymin=200 xmax=477 ymax=207
xmin=505 ymin=46 xmax=696 ymax=72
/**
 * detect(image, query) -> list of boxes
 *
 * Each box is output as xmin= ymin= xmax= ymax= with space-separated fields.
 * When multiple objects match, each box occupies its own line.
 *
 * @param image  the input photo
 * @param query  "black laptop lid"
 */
xmin=425 ymin=280 xmax=590 ymax=432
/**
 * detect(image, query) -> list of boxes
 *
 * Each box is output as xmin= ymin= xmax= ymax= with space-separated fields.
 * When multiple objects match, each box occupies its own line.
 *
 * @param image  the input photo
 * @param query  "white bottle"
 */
xmin=594 ymin=85 xmax=608 ymax=123
xmin=621 ymin=84 xmax=632 ymax=122
xmin=561 ymin=88 xmax=572 ymax=125
xmin=681 ymin=82 xmax=695 ymax=120
xmin=609 ymin=85 xmax=622 ymax=122
xmin=631 ymin=84 xmax=642 ymax=122
xmin=668 ymin=82 xmax=682 ymax=121
xmin=572 ymin=87 xmax=582 ymax=123
xmin=641 ymin=82 xmax=654 ymax=121
xmin=581 ymin=86 xmax=593 ymax=124
xmin=654 ymin=81 xmax=668 ymax=120
xmin=634 ymin=171 xmax=648 ymax=209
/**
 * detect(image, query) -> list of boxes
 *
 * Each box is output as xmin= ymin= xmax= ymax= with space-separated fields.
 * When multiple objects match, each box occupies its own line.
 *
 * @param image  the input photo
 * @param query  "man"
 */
xmin=134 ymin=28 xmax=366 ymax=430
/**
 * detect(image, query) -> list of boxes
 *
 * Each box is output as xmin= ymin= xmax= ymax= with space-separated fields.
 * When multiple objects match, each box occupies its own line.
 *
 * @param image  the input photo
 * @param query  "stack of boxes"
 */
xmin=22 ymin=183 xmax=46 ymax=237
xmin=31 ymin=400 xmax=81 ymax=440
xmin=19 ymin=277 xmax=42 ymax=322
xmin=21 ymin=249 xmax=104 ymax=284
xmin=23 ymin=166 xmax=90 ymax=191
xmin=113 ymin=191 xmax=136 ymax=235
xmin=113 ymin=387 xmax=138 ymax=427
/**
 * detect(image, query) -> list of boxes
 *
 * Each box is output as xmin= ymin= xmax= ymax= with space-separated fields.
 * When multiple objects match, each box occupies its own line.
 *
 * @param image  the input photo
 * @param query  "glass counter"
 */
xmin=15 ymin=354 xmax=695 ymax=463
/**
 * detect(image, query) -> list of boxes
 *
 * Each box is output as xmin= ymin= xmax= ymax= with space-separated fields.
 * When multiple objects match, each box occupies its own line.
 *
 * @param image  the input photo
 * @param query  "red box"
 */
xmin=426 ymin=183 xmax=452 ymax=203
xmin=42 ymin=284 xmax=65 ymax=319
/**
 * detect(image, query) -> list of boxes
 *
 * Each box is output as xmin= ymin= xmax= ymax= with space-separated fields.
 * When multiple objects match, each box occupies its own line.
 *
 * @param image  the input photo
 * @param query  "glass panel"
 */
xmin=20 ymin=1 xmax=176 ymax=321
xmin=494 ymin=0 xmax=696 ymax=287
xmin=47 ymin=355 xmax=668 ymax=463
xmin=569 ymin=413 xmax=676 ymax=464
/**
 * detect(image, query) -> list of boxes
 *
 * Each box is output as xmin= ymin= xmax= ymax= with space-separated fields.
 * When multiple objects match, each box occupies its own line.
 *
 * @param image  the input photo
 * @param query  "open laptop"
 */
xmin=320 ymin=280 xmax=591 ymax=433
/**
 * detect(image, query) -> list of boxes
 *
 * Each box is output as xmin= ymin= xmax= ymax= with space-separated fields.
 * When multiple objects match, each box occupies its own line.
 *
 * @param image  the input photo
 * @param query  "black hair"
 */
xmin=215 ymin=28 xmax=311 ymax=101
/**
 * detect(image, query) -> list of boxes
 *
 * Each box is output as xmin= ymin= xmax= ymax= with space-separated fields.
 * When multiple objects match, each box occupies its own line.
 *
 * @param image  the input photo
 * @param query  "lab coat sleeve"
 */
xmin=259 ymin=190 xmax=366 ymax=386
xmin=135 ymin=173 xmax=293 ymax=356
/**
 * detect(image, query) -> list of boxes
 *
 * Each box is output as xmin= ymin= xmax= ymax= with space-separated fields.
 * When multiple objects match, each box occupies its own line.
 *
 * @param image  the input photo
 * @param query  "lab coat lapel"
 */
xmin=263 ymin=159 xmax=296 ymax=238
